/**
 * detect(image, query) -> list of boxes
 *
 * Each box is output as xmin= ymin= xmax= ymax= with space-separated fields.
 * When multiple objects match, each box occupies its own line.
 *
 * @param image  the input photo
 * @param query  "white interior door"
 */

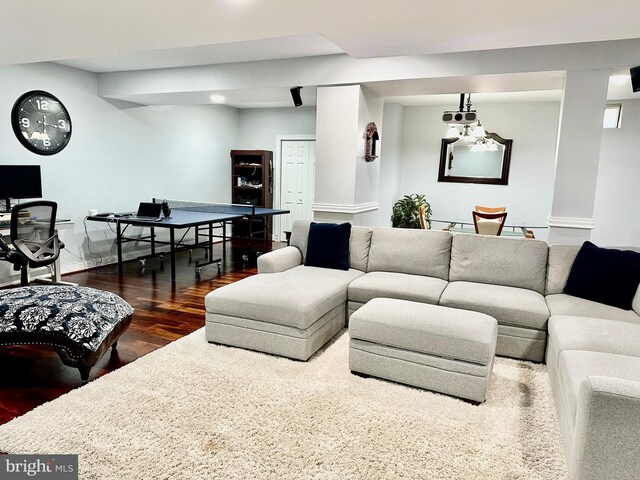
xmin=280 ymin=140 xmax=315 ymax=240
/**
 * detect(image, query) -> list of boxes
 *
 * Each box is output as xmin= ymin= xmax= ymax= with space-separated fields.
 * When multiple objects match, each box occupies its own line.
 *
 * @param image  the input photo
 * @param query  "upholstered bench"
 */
xmin=0 ymin=285 xmax=133 ymax=383
xmin=349 ymin=298 xmax=498 ymax=403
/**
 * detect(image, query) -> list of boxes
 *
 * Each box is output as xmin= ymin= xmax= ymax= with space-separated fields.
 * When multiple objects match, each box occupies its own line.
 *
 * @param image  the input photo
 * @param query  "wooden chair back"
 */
xmin=418 ymin=205 xmax=428 ymax=229
xmin=472 ymin=210 xmax=508 ymax=236
xmin=474 ymin=205 xmax=506 ymax=214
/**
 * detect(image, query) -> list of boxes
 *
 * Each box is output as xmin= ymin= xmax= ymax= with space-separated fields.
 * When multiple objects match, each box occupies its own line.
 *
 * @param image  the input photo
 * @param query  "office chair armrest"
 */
xmin=55 ymin=229 xmax=65 ymax=250
xmin=13 ymin=233 xmax=61 ymax=266
xmin=0 ymin=234 xmax=10 ymax=253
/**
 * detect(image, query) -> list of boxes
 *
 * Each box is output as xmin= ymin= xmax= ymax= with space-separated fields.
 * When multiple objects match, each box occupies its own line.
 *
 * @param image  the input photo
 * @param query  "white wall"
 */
xmin=398 ymin=102 xmax=561 ymax=241
xmin=592 ymin=99 xmax=640 ymax=246
xmin=377 ymin=103 xmax=404 ymax=227
xmin=237 ymin=107 xmax=316 ymax=153
xmin=0 ymin=62 xmax=238 ymax=282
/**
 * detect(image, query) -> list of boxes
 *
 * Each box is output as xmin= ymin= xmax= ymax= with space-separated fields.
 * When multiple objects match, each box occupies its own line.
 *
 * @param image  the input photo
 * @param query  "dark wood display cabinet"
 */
xmin=230 ymin=150 xmax=273 ymax=251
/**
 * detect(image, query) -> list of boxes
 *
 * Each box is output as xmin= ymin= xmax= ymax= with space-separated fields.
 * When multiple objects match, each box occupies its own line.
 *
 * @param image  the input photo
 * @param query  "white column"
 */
xmin=313 ymin=85 xmax=382 ymax=225
xmin=548 ymin=69 xmax=610 ymax=244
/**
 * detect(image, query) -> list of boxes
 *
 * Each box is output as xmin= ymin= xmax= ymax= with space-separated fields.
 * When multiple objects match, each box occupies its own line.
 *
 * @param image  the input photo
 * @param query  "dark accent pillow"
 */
xmin=564 ymin=241 xmax=640 ymax=310
xmin=304 ymin=222 xmax=352 ymax=270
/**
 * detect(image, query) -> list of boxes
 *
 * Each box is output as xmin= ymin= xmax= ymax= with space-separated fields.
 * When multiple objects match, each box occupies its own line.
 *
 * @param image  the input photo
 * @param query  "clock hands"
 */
xmin=37 ymin=116 xmax=60 ymax=130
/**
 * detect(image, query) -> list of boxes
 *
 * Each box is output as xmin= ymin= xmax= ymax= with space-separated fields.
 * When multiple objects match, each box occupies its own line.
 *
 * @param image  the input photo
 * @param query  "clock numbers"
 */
xmin=21 ymin=118 xmax=31 ymax=128
xmin=58 ymin=119 xmax=67 ymax=129
xmin=35 ymin=99 xmax=49 ymax=111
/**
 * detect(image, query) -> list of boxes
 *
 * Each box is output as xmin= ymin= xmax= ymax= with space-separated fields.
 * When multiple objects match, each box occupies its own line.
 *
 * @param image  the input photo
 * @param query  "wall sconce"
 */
xmin=365 ymin=122 xmax=379 ymax=162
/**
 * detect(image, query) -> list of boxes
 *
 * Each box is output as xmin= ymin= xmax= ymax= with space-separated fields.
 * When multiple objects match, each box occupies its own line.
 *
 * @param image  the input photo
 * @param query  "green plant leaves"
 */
xmin=390 ymin=194 xmax=432 ymax=229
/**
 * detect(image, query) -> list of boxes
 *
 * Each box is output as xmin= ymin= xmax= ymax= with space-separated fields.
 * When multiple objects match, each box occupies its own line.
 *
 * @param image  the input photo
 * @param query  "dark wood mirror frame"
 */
xmin=437 ymin=131 xmax=513 ymax=185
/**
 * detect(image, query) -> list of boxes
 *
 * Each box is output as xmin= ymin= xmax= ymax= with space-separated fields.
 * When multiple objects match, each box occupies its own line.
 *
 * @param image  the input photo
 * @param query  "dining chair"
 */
xmin=472 ymin=210 xmax=508 ymax=236
xmin=419 ymin=205 xmax=428 ymax=229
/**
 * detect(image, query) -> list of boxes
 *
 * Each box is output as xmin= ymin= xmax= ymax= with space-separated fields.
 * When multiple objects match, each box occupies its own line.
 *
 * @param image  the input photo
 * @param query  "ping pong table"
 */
xmin=86 ymin=200 xmax=289 ymax=282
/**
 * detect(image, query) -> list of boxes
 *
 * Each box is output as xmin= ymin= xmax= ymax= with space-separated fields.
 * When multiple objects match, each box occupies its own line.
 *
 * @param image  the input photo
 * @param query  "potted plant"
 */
xmin=391 ymin=194 xmax=432 ymax=229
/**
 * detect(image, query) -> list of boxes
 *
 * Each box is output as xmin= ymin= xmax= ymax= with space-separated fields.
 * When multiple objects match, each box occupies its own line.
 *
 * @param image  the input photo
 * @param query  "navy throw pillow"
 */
xmin=564 ymin=241 xmax=640 ymax=310
xmin=304 ymin=222 xmax=351 ymax=270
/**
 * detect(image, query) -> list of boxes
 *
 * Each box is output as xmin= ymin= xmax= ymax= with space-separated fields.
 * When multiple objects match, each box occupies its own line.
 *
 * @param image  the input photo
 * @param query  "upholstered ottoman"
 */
xmin=349 ymin=298 xmax=498 ymax=403
xmin=0 ymin=285 xmax=133 ymax=383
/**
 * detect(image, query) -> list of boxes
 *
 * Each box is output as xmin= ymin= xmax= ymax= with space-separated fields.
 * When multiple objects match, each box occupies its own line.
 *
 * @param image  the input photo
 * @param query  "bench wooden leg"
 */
xmin=78 ymin=364 xmax=91 ymax=384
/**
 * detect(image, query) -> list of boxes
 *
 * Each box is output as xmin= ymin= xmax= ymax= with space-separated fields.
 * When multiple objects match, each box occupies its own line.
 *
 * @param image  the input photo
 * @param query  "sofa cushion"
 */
xmin=367 ymin=228 xmax=452 ymax=280
xmin=547 ymin=316 xmax=640 ymax=368
xmin=204 ymin=265 xmax=363 ymax=330
xmin=546 ymin=294 xmax=640 ymax=324
xmin=290 ymin=220 xmax=372 ymax=272
xmin=347 ymin=271 xmax=448 ymax=306
xmin=546 ymin=245 xmax=581 ymax=295
xmin=558 ymin=350 xmax=640 ymax=425
xmin=449 ymin=234 xmax=548 ymax=294
xmin=304 ymin=222 xmax=351 ymax=270
xmin=563 ymin=241 xmax=640 ymax=311
xmin=349 ymin=298 xmax=497 ymax=366
xmin=439 ymin=281 xmax=549 ymax=330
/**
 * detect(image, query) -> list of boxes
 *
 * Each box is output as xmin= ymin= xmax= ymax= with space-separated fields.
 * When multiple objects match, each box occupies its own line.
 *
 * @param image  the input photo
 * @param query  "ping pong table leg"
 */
xmin=222 ymin=222 xmax=227 ymax=260
xmin=208 ymin=223 xmax=213 ymax=262
xmin=170 ymin=228 xmax=176 ymax=282
xmin=116 ymin=221 xmax=123 ymax=276
xmin=150 ymin=226 xmax=156 ymax=256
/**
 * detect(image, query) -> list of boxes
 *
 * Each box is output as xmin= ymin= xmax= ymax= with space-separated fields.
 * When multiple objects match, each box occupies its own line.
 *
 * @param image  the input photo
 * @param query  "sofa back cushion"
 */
xmin=450 ymin=233 xmax=548 ymax=294
xmin=367 ymin=228 xmax=452 ymax=280
xmin=546 ymin=244 xmax=581 ymax=295
xmin=547 ymin=244 xmax=640 ymax=313
xmin=290 ymin=220 xmax=372 ymax=272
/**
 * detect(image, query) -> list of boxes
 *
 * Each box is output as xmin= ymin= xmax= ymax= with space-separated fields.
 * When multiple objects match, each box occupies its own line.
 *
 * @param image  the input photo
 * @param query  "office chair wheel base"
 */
xmin=242 ymin=254 xmax=249 ymax=262
xmin=256 ymin=251 xmax=262 ymax=257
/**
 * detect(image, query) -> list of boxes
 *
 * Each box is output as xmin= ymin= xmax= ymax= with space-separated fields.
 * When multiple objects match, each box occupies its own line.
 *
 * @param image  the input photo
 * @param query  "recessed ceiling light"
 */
xmin=210 ymin=94 xmax=226 ymax=103
xmin=610 ymin=74 xmax=630 ymax=84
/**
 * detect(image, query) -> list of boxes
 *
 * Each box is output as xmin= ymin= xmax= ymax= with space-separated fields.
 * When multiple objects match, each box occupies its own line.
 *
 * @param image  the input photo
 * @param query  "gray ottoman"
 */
xmin=349 ymin=298 xmax=498 ymax=403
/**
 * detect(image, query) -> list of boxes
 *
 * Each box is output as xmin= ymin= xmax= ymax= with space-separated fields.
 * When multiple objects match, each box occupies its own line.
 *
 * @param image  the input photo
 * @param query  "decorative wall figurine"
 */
xmin=365 ymin=122 xmax=379 ymax=162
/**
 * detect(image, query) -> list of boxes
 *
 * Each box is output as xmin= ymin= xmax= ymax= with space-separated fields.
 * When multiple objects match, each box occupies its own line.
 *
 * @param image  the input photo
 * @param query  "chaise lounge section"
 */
xmin=204 ymin=224 xmax=371 ymax=360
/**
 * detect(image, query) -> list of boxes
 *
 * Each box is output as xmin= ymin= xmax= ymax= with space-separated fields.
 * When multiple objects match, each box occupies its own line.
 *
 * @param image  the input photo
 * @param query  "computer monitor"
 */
xmin=0 ymin=165 xmax=43 ymax=212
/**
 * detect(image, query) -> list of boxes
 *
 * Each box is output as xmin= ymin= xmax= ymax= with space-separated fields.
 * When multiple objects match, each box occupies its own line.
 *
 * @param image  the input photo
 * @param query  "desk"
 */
xmin=86 ymin=204 xmax=289 ymax=282
xmin=430 ymin=219 xmax=548 ymax=238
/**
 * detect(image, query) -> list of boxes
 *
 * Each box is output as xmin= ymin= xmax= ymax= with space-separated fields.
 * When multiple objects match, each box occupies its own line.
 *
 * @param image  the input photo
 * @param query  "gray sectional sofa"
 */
xmin=205 ymin=220 xmax=640 ymax=480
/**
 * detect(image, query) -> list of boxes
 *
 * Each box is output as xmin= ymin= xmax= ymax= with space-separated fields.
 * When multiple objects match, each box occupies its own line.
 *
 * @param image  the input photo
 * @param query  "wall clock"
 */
xmin=11 ymin=90 xmax=72 ymax=155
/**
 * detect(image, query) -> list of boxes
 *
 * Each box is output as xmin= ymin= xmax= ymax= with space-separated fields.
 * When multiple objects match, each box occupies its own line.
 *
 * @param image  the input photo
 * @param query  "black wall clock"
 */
xmin=11 ymin=90 xmax=72 ymax=155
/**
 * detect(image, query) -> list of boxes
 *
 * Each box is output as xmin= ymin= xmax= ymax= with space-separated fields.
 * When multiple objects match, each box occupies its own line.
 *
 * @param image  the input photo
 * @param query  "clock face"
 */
xmin=11 ymin=90 xmax=72 ymax=155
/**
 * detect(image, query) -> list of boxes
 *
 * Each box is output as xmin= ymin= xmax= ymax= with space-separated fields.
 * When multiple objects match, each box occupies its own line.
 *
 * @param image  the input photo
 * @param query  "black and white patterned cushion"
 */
xmin=0 ymin=286 xmax=134 ymax=351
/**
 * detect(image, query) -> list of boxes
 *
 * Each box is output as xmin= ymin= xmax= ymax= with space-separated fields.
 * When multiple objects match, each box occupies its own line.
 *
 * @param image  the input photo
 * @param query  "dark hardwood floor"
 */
xmin=0 ymin=240 xmax=283 ymax=426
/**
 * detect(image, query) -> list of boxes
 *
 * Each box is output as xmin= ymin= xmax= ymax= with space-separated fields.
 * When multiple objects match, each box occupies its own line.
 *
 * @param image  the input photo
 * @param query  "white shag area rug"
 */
xmin=0 ymin=329 xmax=567 ymax=479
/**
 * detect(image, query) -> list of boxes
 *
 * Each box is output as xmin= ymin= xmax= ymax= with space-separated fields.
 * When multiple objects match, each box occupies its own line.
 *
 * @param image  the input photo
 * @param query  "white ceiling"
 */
xmin=3 ymin=0 xmax=640 ymax=107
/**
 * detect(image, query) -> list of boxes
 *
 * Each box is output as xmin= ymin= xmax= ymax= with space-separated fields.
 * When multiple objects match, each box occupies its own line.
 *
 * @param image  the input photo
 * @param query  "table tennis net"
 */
xmin=153 ymin=198 xmax=257 ymax=216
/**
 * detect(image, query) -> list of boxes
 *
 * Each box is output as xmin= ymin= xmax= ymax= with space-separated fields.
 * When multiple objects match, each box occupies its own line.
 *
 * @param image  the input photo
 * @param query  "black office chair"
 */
xmin=0 ymin=200 xmax=61 ymax=286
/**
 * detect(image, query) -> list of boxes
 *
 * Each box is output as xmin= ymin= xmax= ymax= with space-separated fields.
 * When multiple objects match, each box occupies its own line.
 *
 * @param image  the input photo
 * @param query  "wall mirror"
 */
xmin=437 ymin=131 xmax=512 ymax=185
